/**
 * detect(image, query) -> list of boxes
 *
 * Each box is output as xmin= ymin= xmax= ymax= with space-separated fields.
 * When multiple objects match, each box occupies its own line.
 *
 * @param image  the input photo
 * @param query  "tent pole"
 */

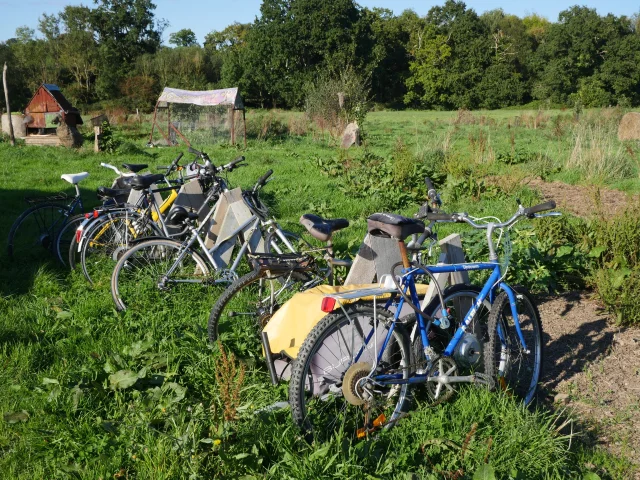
xmin=243 ymin=109 xmax=247 ymax=148
xmin=167 ymin=106 xmax=171 ymax=144
xmin=149 ymin=100 xmax=159 ymax=145
xmin=230 ymin=108 xmax=235 ymax=145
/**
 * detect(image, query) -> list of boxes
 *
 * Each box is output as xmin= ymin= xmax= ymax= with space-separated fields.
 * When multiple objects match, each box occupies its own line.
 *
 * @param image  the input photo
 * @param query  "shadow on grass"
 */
xmin=0 ymin=185 xmax=102 ymax=296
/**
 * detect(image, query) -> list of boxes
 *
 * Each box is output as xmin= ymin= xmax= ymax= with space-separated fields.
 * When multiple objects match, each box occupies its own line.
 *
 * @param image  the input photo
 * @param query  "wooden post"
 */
xmin=94 ymin=126 xmax=102 ymax=152
xmin=2 ymin=62 xmax=15 ymax=146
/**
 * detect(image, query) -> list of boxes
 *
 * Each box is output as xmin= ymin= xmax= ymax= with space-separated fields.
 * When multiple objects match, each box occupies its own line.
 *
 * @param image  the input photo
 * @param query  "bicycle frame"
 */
xmin=163 ymin=204 xmax=296 ymax=283
xmin=326 ymin=260 xmax=525 ymax=387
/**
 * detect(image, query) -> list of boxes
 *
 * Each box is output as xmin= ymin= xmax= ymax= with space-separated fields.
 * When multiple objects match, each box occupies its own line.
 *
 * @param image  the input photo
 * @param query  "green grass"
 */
xmin=0 ymin=109 xmax=637 ymax=478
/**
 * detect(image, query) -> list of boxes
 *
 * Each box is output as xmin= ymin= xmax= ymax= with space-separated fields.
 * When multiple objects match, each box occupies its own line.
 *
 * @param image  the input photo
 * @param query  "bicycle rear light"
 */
xmin=320 ymin=297 xmax=336 ymax=313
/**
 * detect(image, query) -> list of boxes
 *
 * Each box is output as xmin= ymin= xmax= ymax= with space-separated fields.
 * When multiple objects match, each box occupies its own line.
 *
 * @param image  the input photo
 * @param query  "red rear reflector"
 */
xmin=75 ymin=229 xmax=82 ymax=243
xmin=93 ymin=210 xmax=99 ymax=218
xmin=321 ymin=297 xmax=336 ymax=313
xmin=84 ymin=213 xmax=91 ymax=218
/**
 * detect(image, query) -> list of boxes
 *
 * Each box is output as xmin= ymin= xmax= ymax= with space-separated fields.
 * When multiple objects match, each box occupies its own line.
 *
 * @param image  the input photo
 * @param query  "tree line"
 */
xmin=2 ymin=0 xmax=640 ymax=113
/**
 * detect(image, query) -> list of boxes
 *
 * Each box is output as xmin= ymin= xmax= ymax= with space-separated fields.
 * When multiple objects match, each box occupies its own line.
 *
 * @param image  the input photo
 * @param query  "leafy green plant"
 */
xmin=98 ymin=120 xmax=118 ymax=154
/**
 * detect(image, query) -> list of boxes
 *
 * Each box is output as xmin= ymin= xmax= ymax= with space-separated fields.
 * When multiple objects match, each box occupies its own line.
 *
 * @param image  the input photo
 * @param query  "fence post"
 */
xmin=2 ymin=62 xmax=15 ymax=146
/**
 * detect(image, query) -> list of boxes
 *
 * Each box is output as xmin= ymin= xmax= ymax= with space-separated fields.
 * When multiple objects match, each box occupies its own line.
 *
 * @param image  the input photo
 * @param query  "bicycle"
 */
xmin=110 ymin=166 xmax=292 ymax=312
xmin=69 ymin=153 xmax=202 ymax=284
xmin=288 ymin=199 xmax=559 ymax=441
xmin=55 ymin=161 xmax=148 ymax=266
xmin=7 ymin=162 xmax=147 ymax=264
xmin=207 ymin=177 xmax=445 ymax=383
xmin=206 ymin=213 xmax=353 ymax=372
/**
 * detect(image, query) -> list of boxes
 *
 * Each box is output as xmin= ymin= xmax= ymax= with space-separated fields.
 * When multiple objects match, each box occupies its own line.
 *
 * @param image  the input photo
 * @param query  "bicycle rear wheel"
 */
xmin=289 ymin=304 xmax=411 ymax=443
xmin=55 ymin=213 xmax=86 ymax=267
xmin=484 ymin=289 xmax=543 ymax=405
xmin=207 ymin=268 xmax=313 ymax=356
xmin=7 ymin=203 xmax=71 ymax=262
xmin=111 ymin=238 xmax=211 ymax=311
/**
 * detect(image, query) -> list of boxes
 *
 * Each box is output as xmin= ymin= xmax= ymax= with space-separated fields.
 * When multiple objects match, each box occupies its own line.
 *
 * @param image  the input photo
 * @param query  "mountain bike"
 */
xmin=207 ymin=177 xmax=445 ymax=384
xmin=288 ymin=200 xmax=559 ymax=441
xmin=110 ymin=167 xmax=295 ymax=311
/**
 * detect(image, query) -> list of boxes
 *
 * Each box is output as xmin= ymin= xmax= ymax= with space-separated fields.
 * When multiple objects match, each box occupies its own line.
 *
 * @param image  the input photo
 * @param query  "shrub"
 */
xmin=305 ymin=67 xmax=370 ymax=140
xmin=245 ymin=110 xmax=288 ymax=140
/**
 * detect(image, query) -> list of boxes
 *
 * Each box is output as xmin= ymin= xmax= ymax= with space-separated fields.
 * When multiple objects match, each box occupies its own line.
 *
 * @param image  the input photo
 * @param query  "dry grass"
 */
xmin=566 ymin=122 xmax=634 ymax=181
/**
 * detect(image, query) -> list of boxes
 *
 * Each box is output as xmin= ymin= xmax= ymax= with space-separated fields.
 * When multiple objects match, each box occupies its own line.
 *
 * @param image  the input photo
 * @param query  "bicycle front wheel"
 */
xmin=8 ymin=203 xmax=71 ymax=262
xmin=484 ymin=289 xmax=543 ymax=405
xmin=289 ymin=304 xmax=411 ymax=443
xmin=111 ymin=238 xmax=211 ymax=311
xmin=81 ymin=211 xmax=160 ymax=285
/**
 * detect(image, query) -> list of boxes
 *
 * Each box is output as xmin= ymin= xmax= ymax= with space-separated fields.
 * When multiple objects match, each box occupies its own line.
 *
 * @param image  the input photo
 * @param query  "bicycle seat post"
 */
xmin=397 ymin=240 xmax=411 ymax=269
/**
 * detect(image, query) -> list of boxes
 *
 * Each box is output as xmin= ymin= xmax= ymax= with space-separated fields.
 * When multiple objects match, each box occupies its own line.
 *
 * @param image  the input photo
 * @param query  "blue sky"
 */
xmin=1 ymin=0 xmax=637 ymax=44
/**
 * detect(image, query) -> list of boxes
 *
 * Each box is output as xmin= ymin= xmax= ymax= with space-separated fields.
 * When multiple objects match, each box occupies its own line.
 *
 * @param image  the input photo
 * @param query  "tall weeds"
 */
xmin=566 ymin=122 xmax=633 ymax=181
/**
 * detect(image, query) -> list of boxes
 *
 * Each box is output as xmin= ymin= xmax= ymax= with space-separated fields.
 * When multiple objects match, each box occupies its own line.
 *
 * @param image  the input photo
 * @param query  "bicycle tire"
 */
xmin=264 ymin=230 xmax=307 ymax=254
xmin=7 ymin=202 xmax=71 ymax=261
xmin=111 ymin=238 xmax=210 ymax=311
xmin=55 ymin=213 xmax=86 ymax=266
xmin=207 ymin=268 xmax=312 ymax=345
xmin=80 ymin=211 xmax=161 ymax=285
xmin=289 ymin=304 xmax=411 ymax=443
xmin=484 ymin=288 xmax=543 ymax=405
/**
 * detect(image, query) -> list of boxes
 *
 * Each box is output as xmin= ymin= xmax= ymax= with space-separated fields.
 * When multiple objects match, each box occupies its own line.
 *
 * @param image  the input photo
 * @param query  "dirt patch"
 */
xmin=528 ymin=178 xmax=636 ymax=217
xmin=537 ymin=292 xmax=640 ymax=472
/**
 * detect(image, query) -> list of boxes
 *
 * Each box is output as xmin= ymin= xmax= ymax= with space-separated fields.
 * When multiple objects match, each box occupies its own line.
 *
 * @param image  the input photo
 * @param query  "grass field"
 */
xmin=0 ymin=108 xmax=637 ymax=478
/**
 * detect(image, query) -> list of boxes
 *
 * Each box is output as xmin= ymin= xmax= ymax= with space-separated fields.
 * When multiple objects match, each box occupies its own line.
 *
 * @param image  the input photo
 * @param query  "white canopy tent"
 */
xmin=148 ymin=87 xmax=246 ymax=147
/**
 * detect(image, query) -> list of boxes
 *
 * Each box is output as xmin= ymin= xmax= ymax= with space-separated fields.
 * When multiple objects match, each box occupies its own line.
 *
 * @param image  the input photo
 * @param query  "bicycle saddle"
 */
xmin=131 ymin=173 xmax=165 ymax=190
xmin=367 ymin=213 xmax=425 ymax=240
xmin=122 ymin=163 xmax=148 ymax=173
xmin=166 ymin=206 xmax=198 ymax=225
xmin=299 ymin=214 xmax=349 ymax=242
xmin=61 ymin=172 xmax=89 ymax=185
xmin=97 ymin=186 xmax=130 ymax=198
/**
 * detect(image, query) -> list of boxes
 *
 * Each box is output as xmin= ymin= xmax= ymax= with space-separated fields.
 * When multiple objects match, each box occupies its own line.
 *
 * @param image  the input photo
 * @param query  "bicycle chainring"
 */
xmin=425 ymin=356 xmax=458 ymax=405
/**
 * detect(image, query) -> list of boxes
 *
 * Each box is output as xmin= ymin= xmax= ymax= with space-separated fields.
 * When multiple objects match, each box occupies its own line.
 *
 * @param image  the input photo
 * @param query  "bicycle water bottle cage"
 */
xmin=299 ymin=214 xmax=349 ymax=242
xmin=247 ymin=253 xmax=315 ymax=273
xmin=367 ymin=213 xmax=425 ymax=240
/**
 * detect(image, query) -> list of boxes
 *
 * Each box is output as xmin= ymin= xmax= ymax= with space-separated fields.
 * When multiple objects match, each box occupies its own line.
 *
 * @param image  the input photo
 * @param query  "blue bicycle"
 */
xmin=289 ymin=199 xmax=559 ymax=440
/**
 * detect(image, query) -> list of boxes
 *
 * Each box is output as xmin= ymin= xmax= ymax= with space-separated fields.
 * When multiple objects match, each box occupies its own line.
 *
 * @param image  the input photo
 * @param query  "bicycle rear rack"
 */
xmin=25 ymin=192 xmax=70 ymax=205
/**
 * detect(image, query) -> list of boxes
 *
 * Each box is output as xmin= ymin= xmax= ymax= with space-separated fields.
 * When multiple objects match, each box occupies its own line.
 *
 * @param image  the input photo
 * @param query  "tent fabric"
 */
xmin=157 ymin=87 xmax=244 ymax=109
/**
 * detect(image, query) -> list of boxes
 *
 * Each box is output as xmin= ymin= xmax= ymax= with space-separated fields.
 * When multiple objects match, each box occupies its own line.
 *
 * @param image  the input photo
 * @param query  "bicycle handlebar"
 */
xmin=523 ymin=200 xmax=556 ymax=217
xmin=253 ymin=169 xmax=273 ymax=192
xmin=100 ymin=162 xmax=122 ymax=176
xmin=223 ymin=155 xmax=246 ymax=171
xmin=426 ymin=200 xmax=559 ymax=229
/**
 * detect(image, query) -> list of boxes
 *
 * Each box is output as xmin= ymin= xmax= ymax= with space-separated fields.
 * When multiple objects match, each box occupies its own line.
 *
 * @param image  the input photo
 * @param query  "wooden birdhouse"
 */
xmin=22 ymin=84 xmax=83 ymax=146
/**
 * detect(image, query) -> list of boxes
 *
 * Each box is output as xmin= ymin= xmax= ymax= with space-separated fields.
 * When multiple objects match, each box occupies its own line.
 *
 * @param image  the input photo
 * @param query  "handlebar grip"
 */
xmin=228 ymin=156 xmax=246 ymax=169
xmin=425 ymin=177 xmax=435 ymax=191
xmin=254 ymin=169 xmax=273 ymax=190
xmin=171 ymin=152 xmax=184 ymax=166
xmin=425 ymin=212 xmax=455 ymax=221
xmin=523 ymin=200 xmax=556 ymax=216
